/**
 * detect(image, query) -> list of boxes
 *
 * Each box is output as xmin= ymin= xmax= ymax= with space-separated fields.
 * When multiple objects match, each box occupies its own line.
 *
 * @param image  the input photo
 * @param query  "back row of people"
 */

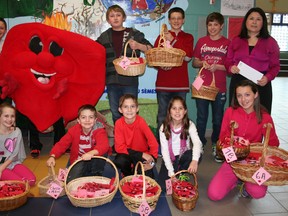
xmin=96 ymin=5 xmax=279 ymax=162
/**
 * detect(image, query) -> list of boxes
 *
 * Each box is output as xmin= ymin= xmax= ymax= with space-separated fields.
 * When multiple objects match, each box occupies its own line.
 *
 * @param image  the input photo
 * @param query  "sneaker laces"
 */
xmin=212 ymin=144 xmax=216 ymax=156
xmin=238 ymin=182 xmax=251 ymax=198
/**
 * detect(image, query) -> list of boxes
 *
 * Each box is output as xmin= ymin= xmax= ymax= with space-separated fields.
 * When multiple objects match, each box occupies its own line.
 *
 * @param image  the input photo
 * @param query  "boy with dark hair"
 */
xmin=113 ymin=94 xmax=158 ymax=178
xmin=192 ymin=12 xmax=230 ymax=162
xmin=155 ymin=7 xmax=194 ymax=155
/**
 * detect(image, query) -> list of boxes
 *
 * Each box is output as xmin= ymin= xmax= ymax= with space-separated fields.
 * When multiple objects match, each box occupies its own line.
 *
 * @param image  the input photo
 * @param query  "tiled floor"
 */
xmin=3 ymin=77 xmax=288 ymax=216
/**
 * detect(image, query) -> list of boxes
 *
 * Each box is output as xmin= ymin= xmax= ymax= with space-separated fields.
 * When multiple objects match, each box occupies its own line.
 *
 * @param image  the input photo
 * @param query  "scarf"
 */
xmin=168 ymin=124 xmax=187 ymax=162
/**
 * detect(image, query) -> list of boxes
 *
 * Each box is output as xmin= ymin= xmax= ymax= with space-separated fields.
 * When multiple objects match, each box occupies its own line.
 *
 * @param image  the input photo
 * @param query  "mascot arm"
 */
xmin=0 ymin=73 xmax=18 ymax=99
xmin=53 ymin=78 xmax=68 ymax=99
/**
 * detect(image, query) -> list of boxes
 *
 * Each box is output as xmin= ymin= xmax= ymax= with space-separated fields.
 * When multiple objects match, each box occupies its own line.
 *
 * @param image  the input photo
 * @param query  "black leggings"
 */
xmin=158 ymin=149 xmax=202 ymax=190
xmin=114 ymin=150 xmax=155 ymax=178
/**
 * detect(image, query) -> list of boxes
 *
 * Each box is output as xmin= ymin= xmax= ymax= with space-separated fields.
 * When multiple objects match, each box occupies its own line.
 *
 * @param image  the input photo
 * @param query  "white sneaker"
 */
xmin=212 ymin=145 xmax=216 ymax=157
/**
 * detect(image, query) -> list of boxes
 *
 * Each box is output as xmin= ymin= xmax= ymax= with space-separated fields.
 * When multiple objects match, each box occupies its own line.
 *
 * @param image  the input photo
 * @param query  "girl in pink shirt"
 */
xmin=0 ymin=103 xmax=36 ymax=186
xmin=208 ymin=80 xmax=279 ymax=200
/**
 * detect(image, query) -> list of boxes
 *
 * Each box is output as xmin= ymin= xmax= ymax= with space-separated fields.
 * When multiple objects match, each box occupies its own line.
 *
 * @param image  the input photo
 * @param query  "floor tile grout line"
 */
xmin=269 ymin=192 xmax=288 ymax=213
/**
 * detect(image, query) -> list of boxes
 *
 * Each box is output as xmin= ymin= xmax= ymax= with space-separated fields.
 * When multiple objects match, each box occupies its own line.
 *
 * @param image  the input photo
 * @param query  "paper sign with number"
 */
xmin=165 ymin=41 xmax=172 ymax=48
xmin=192 ymin=76 xmax=204 ymax=91
xmin=222 ymin=146 xmax=237 ymax=163
xmin=252 ymin=167 xmax=271 ymax=185
xmin=47 ymin=182 xmax=63 ymax=199
xmin=165 ymin=179 xmax=172 ymax=195
xmin=138 ymin=200 xmax=152 ymax=216
xmin=58 ymin=168 xmax=68 ymax=182
xmin=119 ymin=57 xmax=131 ymax=70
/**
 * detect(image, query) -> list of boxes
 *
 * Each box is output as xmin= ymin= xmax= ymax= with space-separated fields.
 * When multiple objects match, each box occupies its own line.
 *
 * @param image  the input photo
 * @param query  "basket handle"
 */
xmin=210 ymin=71 xmax=216 ymax=87
xmin=171 ymin=170 xmax=198 ymax=190
xmin=158 ymin=24 xmax=168 ymax=48
xmin=197 ymin=66 xmax=216 ymax=88
xmin=24 ymin=180 xmax=29 ymax=192
xmin=260 ymin=123 xmax=272 ymax=167
xmin=123 ymin=41 xmax=137 ymax=59
xmin=123 ymin=42 xmax=129 ymax=58
xmin=229 ymin=121 xmax=238 ymax=146
xmin=64 ymin=156 xmax=120 ymax=192
xmin=134 ymin=161 xmax=146 ymax=199
xmin=48 ymin=164 xmax=57 ymax=181
xmin=131 ymin=50 xmax=137 ymax=58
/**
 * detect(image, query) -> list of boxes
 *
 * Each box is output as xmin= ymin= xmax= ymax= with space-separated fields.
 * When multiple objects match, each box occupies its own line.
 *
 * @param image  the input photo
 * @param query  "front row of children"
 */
xmin=0 ymin=80 xmax=279 ymax=201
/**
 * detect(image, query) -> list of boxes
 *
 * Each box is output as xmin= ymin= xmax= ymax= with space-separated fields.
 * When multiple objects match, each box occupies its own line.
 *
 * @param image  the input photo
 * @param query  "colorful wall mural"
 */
xmin=0 ymin=0 xmax=189 ymax=127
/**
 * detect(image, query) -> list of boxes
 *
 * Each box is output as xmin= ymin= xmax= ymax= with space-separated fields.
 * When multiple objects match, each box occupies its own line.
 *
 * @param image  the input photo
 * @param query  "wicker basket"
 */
xmin=38 ymin=165 xmax=66 ymax=197
xmin=191 ymin=67 xmax=219 ymax=101
xmin=145 ymin=24 xmax=186 ymax=67
xmin=231 ymin=123 xmax=288 ymax=186
xmin=171 ymin=170 xmax=199 ymax=211
xmin=65 ymin=156 xmax=119 ymax=208
xmin=113 ymin=42 xmax=146 ymax=76
xmin=119 ymin=161 xmax=161 ymax=213
xmin=0 ymin=181 xmax=29 ymax=211
xmin=216 ymin=121 xmax=250 ymax=161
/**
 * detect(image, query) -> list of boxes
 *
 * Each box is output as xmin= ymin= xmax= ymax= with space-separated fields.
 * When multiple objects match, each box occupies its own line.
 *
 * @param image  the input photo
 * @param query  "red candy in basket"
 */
xmin=129 ymin=57 xmax=144 ymax=65
xmin=70 ymin=178 xmax=116 ymax=198
xmin=172 ymin=175 xmax=196 ymax=198
xmin=121 ymin=176 xmax=159 ymax=198
xmin=0 ymin=183 xmax=26 ymax=198
xmin=266 ymin=155 xmax=288 ymax=168
xmin=219 ymin=136 xmax=249 ymax=149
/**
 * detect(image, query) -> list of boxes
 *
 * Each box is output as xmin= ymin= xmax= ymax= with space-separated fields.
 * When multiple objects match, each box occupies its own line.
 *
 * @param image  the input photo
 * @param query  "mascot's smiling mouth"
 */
xmin=31 ymin=69 xmax=56 ymax=84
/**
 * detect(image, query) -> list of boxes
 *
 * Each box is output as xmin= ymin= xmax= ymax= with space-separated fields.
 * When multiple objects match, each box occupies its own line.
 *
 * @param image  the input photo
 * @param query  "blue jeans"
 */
xmin=107 ymin=84 xmax=138 ymax=124
xmin=196 ymin=92 xmax=226 ymax=146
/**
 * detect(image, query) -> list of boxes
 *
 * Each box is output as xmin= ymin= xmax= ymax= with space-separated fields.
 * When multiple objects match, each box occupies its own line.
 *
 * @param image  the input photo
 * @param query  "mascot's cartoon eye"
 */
xmin=29 ymin=36 xmax=43 ymax=54
xmin=49 ymin=41 xmax=63 ymax=57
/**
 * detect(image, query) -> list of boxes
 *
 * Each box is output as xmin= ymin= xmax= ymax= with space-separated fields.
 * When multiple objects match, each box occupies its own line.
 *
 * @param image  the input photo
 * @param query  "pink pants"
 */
xmin=207 ymin=162 xmax=267 ymax=200
xmin=1 ymin=164 xmax=36 ymax=186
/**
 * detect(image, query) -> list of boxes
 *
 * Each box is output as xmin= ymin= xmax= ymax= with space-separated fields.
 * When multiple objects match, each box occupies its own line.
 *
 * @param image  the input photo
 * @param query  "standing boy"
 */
xmin=155 ymin=7 xmax=194 ymax=152
xmin=192 ymin=12 xmax=230 ymax=162
xmin=97 ymin=5 xmax=152 ymax=124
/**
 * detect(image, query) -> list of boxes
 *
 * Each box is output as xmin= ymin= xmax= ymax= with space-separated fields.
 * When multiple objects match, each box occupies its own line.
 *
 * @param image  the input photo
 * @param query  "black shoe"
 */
xmin=214 ymin=155 xmax=224 ymax=163
xmin=30 ymin=149 xmax=40 ymax=158
xmin=65 ymin=148 xmax=71 ymax=154
xmin=111 ymin=145 xmax=117 ymax=156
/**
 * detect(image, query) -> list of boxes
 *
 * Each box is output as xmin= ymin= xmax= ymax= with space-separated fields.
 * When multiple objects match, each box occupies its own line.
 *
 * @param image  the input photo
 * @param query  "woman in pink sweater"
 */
xmin=225 ymin=7 xmax=280 ymax=114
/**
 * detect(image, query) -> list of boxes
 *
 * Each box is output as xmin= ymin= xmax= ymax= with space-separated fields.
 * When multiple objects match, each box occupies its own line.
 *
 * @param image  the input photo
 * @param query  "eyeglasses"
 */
xmin=170 ymin=17 xmax=183 ymax=21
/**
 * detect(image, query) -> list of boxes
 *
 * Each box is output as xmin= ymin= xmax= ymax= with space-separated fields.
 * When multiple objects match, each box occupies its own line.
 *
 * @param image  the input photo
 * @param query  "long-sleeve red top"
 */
xmin=219 ymin=107 xmax=279 ymax=147
xmin=155 ymin=30 xmax=194 ymax=92
xmin=50 ymin=123 xmax=109 ymax=164
xmin=114 ymin=115 xmax=158 ymax=159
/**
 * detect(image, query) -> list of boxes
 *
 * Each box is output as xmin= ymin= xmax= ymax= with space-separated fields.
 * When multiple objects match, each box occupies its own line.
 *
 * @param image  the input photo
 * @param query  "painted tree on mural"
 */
xmin=0 ymin=0 xmax=53 ymax=18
